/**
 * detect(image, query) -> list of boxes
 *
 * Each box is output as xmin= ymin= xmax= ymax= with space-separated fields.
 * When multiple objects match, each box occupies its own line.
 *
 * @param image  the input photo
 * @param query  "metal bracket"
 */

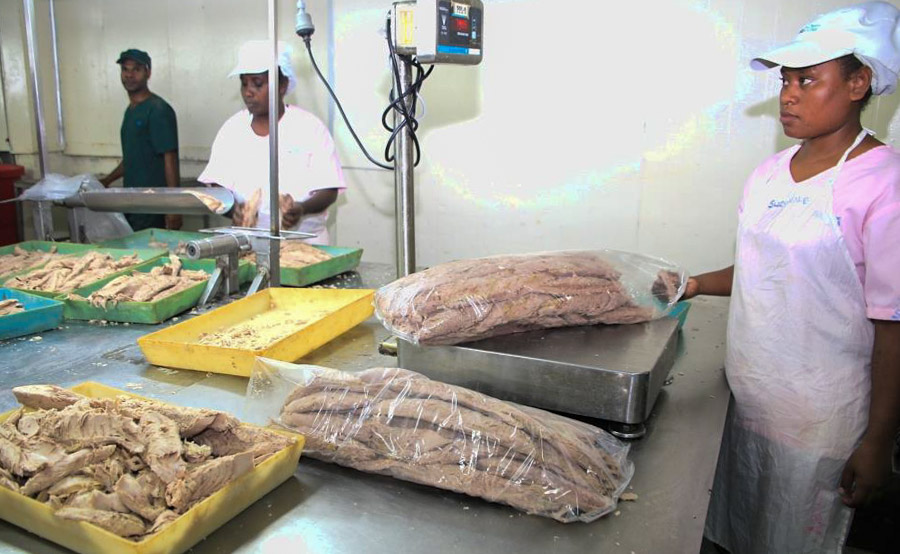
xmin=197 ymin=252 xmax=241 ymax=308
xmin=66 ymin=208 xmax=85 ymax=243
xmin=198 ymin=266 xmax=224 ymax=308
xmin=247 ymin=266 xmax=269 ymax=296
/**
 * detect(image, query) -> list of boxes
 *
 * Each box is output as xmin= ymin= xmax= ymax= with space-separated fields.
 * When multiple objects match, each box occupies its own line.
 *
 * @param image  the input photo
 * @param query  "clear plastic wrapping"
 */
xmin=247 ymin=358 xmax=634 ymax=523
xmin=373 ymin=249 xmax=688 ymax=346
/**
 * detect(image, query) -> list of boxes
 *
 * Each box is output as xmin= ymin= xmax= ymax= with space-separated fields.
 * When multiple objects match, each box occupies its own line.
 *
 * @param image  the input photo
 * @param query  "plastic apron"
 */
xmin=705 ymin=130 xmax=874 ymax=554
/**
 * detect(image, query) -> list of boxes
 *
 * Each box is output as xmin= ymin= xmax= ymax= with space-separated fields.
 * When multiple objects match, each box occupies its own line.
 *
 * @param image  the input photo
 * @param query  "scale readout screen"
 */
xmin=437 ymin=1 xmax=482 ymax=56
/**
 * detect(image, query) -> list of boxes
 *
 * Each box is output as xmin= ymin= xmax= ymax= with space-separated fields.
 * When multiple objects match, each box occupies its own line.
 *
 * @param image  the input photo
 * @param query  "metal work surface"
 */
xmin=0 ymin=262 xmax=730 ymax=554
xmin=398 ymin=316 xmax=679 ymax=425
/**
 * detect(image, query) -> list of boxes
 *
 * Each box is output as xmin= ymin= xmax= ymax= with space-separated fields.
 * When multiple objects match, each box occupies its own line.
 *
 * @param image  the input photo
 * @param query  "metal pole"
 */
xmin=23 ymin=0 xmax=52 ymax=240
xmin=49 ymin=0 xmax=65 ymax=151
xmin=267 ymin=0 xmax=281 ymax=287
xmin=22 ymin=0 xmax=48 ymax=176
xmin=393 ymin=55 xmax=415 ymax=278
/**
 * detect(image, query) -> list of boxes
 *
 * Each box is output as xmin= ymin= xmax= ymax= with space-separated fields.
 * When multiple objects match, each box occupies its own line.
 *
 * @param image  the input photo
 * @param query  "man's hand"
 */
xmin=100 ymin=162 xmax=124 ymax=188
xmin=280 ymin=194 xmax=302 ymax=228
xmin=165 ymin=214 xmax=183 ymax=230
xmin=839 ymin=436 xmax=893 ymax=507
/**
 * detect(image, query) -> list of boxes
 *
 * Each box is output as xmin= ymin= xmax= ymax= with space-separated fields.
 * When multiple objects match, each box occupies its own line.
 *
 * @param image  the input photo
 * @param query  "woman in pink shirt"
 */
xmin=688 ymin=3 xmax=900 ymax=553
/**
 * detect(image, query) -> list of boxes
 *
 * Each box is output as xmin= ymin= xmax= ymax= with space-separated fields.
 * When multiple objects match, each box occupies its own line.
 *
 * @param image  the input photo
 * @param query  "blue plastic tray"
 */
xmin=0 ymin=288 xmax=64 ymax=340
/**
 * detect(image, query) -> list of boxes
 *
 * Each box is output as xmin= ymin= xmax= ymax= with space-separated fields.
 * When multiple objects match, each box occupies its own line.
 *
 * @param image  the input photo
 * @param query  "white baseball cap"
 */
xmin=228 ymin=40 xmax=297 ymax=93
xmin=751 ymin=1 xmax=900 ymax=95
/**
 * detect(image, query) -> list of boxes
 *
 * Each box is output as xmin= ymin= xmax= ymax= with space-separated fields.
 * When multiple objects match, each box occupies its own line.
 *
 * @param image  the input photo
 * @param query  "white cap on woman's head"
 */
xmin=751 ymin=1 xmax=900 ymax=95
xmin=228 ymin=40 xmax=297 ymax=93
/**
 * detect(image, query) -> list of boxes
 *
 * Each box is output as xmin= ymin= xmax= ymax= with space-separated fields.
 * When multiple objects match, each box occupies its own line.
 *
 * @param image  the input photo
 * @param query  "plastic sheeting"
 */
xmin=374 ymin=249 xmax=688 ymax=345
xmin=246 ymin=359 xmax=634 ymax=523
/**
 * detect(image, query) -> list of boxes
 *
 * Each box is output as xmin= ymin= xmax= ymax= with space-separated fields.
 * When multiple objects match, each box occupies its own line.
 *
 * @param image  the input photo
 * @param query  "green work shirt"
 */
xmin=121 ymin=93 xmax=178 ymax=189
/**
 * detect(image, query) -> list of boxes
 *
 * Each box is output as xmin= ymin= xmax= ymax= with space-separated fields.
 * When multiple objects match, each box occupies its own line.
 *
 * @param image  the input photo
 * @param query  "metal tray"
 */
xmin=0 ymin=382 xmax=304 ymax=554
xmin=0 ymin=288 xmax=64 ymax=340
xmin=74 ymin=187 xmax=233 ymax=216
xmin=63 ymin=258 xmax=252 ymax=324
xmin=138 ymin=287 xmax=375 ymax=376
xmin=397 ymin=311 xmax=687 ymax=428
xmin=0 ymin=242 xmax=166 ymax=298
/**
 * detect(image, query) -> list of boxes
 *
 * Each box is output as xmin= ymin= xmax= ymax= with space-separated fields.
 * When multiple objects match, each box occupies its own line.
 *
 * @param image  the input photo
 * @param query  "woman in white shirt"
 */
xmin=199 ymin=40 xmax=345 ymax=244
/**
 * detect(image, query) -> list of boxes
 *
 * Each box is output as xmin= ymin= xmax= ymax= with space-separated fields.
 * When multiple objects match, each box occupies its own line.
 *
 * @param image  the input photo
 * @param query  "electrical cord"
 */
xmin=301 ymin=36 xmax=393 ymax=170
xmin=382 ymin=56 xmax=433 ymax=165
xmin=383 ymin=16 xmax=434 ymax=166
xmin=300 ymin=15 xmax=434 ymax=170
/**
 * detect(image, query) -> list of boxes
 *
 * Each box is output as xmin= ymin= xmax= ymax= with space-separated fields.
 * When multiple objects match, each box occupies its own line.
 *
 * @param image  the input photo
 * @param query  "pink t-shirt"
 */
xmin=741 ymin=144 xmax=900 ymax=321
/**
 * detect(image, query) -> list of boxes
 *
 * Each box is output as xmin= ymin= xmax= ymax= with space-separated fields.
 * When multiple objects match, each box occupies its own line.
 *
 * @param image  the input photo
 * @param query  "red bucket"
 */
xmin=0 ymin=164 xmax=26 ymax=246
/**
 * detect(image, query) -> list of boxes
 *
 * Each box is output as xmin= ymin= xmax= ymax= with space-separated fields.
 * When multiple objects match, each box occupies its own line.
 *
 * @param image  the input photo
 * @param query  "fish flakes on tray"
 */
xmin=147 ymin=241 xmax=189 ymax=256
xmin=0 ymin=298 xmax=25 ymax=316
xmin=72 ymin=255 xmax=207 ymax=308
xmin=240 ymin=241 xmax=332 ymax=268
xmin=0 ymin=384 xmax=300 ymax=548
xmin=0 ymin=245 xmax=70 ymax=280
xmin=6 ymin=252 xmax=142 ymax=294
xmin=197 ymin=310 xmax=313 ymax=350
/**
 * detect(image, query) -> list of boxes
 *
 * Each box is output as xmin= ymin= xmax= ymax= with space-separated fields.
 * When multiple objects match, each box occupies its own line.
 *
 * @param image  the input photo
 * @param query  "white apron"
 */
xmin=705 ymin=130 xmax=874 ymax=554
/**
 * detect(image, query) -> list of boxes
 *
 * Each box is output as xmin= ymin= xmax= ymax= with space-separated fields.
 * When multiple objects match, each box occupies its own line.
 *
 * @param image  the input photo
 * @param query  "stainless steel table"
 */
xmin=0 ymin=262 xmax=731 ymax=554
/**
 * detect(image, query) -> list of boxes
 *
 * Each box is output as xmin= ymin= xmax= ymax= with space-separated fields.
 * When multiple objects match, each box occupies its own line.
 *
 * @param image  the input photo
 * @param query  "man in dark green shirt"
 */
xmin=100 ymin=49 xmax=181 ymax=231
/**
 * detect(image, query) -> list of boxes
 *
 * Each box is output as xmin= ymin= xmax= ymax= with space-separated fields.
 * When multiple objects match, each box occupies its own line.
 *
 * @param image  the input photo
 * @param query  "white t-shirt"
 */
xmin=198 ymin=105 xmax=345 ymax=244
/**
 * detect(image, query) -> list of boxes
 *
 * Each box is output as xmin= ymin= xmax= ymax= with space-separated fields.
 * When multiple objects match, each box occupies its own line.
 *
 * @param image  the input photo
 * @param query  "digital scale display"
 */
xmin=437 ymin=0 xmax=482 ymax=56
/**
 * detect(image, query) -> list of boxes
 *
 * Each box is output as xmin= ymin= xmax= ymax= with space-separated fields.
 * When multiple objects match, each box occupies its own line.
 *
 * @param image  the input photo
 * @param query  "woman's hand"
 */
xmin=681 ymin=266 xmax=734 ymax=299
xmin=682 ymin=277 xmax=701 ymax=300
xmin=280 ymin=194 xmax=301 ymax=228
xmin=232 ymin=201 xmax=246 ymax=227
xmin=840 ymin=436 xmax=894 ymax=507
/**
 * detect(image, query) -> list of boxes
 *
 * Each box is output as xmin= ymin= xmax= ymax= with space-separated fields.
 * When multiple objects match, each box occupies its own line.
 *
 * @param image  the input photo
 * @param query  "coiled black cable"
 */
xmin=300 ymin=14 xmax=434 ymax=170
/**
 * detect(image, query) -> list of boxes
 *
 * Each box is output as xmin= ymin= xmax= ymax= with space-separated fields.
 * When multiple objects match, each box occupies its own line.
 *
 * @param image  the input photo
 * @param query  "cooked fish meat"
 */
xmin=164 ymin=451 xmax=253 ymax=513
xmin=84 ymin=255 xmax=207 ymax=308
xmin=239 ymin=241 xmax=332 ymax=268
xmin=186 ymin=191 xmax=226 ymax=214
xmin=0 ymin=245 xmax=64 ymax=279
xmin=7 ymin=251 xmax=141 ymax=293
xmin=243 ymin=188 xmax=262 ymax=228
xmin=0 ymin=299 xmax=25 ymax=316
xmin=0 ymin=385 xmax=296 ymax=540
xmin=196 ymin=306 xmax=312 ymax=350
xmin=12 ymin=384 xmax=84 ymax=411
xmin=55 ymin=507 xmax=146 ymax=537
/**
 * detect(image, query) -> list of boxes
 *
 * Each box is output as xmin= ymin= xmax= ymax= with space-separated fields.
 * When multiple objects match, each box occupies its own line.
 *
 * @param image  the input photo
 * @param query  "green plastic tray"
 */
xmin=98 ymin=230 xmax=256 ymax=285
xmin=63 ymin=258 xmax=234 ymax=324
xmin=0 ymin=241 xmax=166 ymax=299
xmin=249 ymin=245 xmax=363 ymax=287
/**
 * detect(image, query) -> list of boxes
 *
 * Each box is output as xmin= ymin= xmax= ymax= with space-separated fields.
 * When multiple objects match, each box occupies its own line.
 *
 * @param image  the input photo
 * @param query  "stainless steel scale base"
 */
xmin=397 ymin=318 xmax=680 ymax=438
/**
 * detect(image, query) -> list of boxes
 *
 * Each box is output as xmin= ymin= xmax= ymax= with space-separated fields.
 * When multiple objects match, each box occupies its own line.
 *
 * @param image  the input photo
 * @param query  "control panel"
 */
xmin=393 ymin=0 xmax=483 ymax=65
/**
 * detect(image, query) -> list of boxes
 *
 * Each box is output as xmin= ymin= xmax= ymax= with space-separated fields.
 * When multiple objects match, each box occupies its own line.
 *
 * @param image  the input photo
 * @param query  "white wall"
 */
xmin=2 ymin=0 xmax=899 ymax=275
xmin=0 ymin=0 xmax=334 ymax=174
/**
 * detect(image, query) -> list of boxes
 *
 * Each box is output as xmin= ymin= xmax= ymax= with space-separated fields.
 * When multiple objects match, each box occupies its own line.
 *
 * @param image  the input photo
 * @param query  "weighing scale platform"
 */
xmin=397 ymin=317 xmax=680 ymax=437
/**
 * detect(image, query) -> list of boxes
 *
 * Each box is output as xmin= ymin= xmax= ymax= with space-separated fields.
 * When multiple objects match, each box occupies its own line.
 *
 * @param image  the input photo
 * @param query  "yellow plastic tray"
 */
xmin=0 ymin=382 xmax=304 ymax=554
xmin=138 ymin=287 xmax=375 ymax=377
